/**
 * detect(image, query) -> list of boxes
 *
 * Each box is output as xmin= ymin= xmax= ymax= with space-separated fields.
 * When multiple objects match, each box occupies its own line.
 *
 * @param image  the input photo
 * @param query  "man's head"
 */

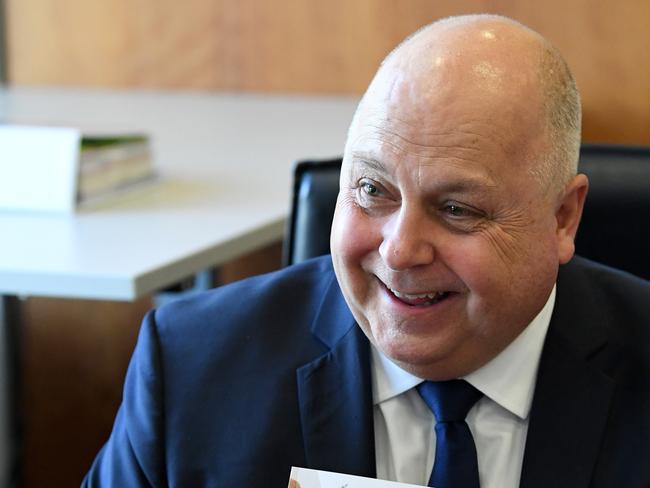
xmin=330 ymin=14 xmax=588 ymax=380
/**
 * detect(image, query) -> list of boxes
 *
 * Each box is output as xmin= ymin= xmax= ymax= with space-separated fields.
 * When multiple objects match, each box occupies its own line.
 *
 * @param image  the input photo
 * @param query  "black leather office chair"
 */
xmin=573 ymin=145 xmax=649 ymax=279
xmin=283 ymin=158 xmax=342 ymax=266
xmin=283 ymin=144 xmax=650 ymax=280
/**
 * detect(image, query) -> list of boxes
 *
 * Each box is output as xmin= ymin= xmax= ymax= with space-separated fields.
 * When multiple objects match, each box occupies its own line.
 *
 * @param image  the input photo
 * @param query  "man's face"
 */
xmin=331 ymin=59 xmax=564 ymax=380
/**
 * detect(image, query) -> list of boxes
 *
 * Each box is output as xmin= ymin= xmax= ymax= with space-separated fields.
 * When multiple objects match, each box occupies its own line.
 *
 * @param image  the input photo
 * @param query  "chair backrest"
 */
xmin=283 ymin=158 xmax=342 ymax=266
xmin=574 ymin=144 xmax=650 ymax=279
xmin=284 ymin=144 xmax=650 ymax=280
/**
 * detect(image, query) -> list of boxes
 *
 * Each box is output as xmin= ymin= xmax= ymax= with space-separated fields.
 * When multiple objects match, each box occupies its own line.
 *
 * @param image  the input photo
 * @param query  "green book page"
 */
xmin=81 ymin=134 xmax=148 ymax=150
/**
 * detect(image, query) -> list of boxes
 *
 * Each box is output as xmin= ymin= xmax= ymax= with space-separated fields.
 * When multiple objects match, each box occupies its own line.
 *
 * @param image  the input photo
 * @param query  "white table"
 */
xmin=0 ymin=86 xmax=358 ymax=299
xmin=0 ymin=86 xmax=359 ymax=486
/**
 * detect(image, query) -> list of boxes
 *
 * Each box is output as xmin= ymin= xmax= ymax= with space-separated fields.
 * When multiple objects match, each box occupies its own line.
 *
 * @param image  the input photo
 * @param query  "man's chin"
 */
xmin=379 ymin=339 xmax=446 ymax=373
xmin=374 ymin=333 xmax=477 ymax=380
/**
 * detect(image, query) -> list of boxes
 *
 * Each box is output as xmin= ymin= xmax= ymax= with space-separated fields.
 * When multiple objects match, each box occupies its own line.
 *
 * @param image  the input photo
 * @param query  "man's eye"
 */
xmin=444 ymin=204 xmax=473 ymax=218
xmin=362 ymin=182 xmax=379 ymax=195
xmin=355 ymin=179 xmax=390 ymax=210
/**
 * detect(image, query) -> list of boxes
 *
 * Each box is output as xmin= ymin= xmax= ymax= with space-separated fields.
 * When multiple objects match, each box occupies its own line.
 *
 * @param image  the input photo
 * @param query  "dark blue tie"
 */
xmin=417 ymin=380 xmax=483 ymax=488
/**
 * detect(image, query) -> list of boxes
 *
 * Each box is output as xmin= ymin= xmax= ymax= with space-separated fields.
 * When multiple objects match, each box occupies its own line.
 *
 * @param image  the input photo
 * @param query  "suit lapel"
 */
xmin=520 ymin=260 xmax=616 ymax=487
xmin=296 ymin=274 xmax=376 ymax=477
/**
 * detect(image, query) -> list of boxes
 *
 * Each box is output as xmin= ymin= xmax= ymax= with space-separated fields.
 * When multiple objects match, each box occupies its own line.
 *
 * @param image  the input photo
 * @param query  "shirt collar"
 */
xmin=371 ymin=285 xmax=556 ymax=420
xmin=371 ymin=343 xmax=422 ymax=405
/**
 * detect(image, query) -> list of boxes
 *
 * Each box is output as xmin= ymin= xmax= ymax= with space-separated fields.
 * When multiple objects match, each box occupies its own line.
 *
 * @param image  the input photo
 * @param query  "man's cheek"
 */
xmin=335 ymin=222 xmax=377 ymax=259
xmin=443 ymin=240 xmax=503 ymax=298
xmin=348 ymin=232 xmax=376 ymax=256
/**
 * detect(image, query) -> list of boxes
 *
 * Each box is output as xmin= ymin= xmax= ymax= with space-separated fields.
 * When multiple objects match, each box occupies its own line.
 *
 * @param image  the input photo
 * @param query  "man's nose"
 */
xmin=378 ymin=206 xmax=435 ymax=270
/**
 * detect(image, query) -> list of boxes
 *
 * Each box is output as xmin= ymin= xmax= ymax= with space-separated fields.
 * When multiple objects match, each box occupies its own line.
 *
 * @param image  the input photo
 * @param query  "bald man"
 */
xmin=84 ymin=15 xmax=649 ymax=488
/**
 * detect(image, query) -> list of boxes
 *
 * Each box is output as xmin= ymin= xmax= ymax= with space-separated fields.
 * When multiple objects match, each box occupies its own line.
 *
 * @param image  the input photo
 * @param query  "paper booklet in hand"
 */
xmin=288 ymin=467 xmax=428 ymax=488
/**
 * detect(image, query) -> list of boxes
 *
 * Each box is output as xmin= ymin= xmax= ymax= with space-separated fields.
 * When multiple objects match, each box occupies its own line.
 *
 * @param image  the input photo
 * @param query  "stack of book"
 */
xmin=0 ymin=125 xmax=155 ymax=213
xmin=77 ymin=133 xmax=154 ymax=203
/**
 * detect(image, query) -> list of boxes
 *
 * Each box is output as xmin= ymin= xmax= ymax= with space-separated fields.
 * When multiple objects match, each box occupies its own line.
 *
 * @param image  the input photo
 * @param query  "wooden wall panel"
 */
xmin=6 ymin=0 xmax=650 ymax=143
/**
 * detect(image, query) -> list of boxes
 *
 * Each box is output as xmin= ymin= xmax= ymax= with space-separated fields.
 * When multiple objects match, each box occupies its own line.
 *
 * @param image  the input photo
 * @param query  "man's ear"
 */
xmin=556 ymin=174 xmax=589 ymax=264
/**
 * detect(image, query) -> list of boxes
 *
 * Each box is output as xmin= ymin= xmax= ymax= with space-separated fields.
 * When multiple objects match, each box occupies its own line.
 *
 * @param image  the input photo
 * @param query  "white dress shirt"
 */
xmin=372 ymin=286 xmax=556 ymax=487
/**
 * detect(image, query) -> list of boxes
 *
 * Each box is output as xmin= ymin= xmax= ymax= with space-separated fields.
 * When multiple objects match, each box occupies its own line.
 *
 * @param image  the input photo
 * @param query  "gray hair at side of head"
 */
xmin=536 ymin=41 xmax=582 ymax=197
xmin=348 ymin=14 xmax=582 ymax=197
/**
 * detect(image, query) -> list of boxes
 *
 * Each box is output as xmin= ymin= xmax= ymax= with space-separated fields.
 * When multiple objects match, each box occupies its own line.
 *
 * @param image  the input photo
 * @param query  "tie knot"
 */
xmin=417 ymin=380 xmax=482 ymax=422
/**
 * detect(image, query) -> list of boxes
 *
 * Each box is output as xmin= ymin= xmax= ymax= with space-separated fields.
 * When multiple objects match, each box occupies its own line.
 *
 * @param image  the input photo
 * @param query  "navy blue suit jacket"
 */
xmin=83 ymin=255 xmax=650 ymax=487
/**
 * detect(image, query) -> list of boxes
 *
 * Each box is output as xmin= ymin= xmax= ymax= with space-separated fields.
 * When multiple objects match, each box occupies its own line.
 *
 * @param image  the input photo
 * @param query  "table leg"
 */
xmin=0 ymin=295 xmax=21 ymax=488
xmin=155 ymin=269 xmax=218 ymax=307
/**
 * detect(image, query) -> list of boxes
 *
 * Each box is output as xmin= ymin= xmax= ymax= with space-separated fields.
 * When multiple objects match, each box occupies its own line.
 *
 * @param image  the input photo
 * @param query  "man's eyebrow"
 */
xmin=427 ymin=176 xmax=499 ymax=193
xmin=349 ymin=153 xmax=389 ymax=173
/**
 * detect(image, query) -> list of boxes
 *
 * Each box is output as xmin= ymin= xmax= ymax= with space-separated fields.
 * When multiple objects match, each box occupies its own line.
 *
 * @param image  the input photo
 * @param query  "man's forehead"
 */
xmin=345 ymin=107 xmax=540 ymax=193
xmin=346 ymin=103 xmax=513 ymax=163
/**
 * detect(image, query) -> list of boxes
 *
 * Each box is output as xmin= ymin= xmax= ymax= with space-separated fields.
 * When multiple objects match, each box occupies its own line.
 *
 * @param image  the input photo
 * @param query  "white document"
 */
xmin=288 ymin=467 xmax=427 ymax=488
xmin=0 ymin=125 xmax=81 ymax=213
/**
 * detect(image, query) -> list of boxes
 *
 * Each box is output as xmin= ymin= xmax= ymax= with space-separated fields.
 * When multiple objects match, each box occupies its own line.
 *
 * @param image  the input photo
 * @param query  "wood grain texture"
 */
xmin=20 ymin=295 xmax=152 ymax=487
xmin=6 ymin=0 xmax=650 ymax=142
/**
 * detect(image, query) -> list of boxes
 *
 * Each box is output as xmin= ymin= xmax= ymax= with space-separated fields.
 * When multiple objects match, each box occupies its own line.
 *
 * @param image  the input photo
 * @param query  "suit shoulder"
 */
xmin=558 ymin=256 xmax=650 ymax=345
xmin=562 ymin=256 xmax=649 ymax=312
xmin=152 ymin=255 xmax=336 ymax=340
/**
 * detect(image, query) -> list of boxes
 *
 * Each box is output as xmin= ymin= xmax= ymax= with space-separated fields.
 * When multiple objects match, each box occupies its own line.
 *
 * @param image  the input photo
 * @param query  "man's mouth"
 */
xmin=386 ymin=285 xmax=451 ymax=307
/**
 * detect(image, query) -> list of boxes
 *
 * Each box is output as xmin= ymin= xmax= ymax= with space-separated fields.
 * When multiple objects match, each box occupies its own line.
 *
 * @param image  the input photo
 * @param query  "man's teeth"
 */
xmin=389 ymin=288 xmax=445 ymax=300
